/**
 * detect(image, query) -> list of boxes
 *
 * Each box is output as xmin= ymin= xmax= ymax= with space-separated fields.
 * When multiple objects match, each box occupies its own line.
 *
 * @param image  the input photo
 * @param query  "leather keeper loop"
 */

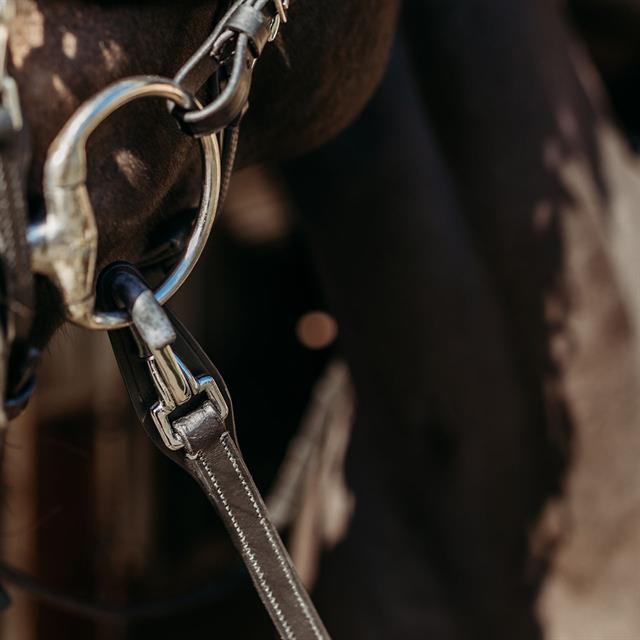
xmin=226 ymin=5 xmax=270 ymax=57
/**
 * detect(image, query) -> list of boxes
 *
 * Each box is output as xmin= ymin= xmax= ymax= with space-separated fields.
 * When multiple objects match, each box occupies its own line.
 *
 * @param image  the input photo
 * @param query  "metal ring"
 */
xmin=36 ymin=76 xmax=221 ymax=331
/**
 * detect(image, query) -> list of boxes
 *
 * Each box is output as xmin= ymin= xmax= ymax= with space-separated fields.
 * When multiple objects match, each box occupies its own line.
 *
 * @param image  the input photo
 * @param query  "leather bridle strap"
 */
xmin=0 ymin=2 xmax=38 ymax=423
xmin=0 ymin=560 xmax=247 ymax=622
xmin=176 ymin=405 xmax=328 ymax=640
xmin=172 ymin=0 xmax=291 ymax=137
xmin=0 ymin=116 xmax=39 ymax=417
xmin=102 ymin=264 xmax=331 ymax=640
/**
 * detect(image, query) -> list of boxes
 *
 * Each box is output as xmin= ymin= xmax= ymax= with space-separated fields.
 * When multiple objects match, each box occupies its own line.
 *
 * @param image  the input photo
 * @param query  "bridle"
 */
xmin=0 ymin=1 xmax=332 ymax=638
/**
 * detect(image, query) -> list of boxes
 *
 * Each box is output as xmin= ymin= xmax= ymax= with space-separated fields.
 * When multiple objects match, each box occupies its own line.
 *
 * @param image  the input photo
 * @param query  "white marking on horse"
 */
xmin=62 ymin=32 xmax=78 ymax=60
xmin=99 ymin=40 xmax=125 ymax=73
xmin=9 ymin=0 xmax=44 ymax=69
xmin=114 ymin=149 xmax=148 ymax=189
xmin=51 ymin=74 xmax=74 ymax=108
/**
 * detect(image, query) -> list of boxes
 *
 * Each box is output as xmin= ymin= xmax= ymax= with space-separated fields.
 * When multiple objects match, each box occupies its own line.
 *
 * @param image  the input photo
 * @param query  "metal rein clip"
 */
xmin=110 ymin=267 xmax=228 ymax=451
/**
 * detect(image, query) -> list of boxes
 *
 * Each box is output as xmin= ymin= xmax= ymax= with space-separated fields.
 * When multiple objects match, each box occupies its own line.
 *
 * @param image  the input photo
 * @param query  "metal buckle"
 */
xmin=148 ymin=346 xmax=228 ymax=450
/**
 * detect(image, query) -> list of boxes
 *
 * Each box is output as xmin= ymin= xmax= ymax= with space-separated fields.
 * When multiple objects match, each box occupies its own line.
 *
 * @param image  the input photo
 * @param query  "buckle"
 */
xmin=148 ymin=348 xmax=228 ymax=450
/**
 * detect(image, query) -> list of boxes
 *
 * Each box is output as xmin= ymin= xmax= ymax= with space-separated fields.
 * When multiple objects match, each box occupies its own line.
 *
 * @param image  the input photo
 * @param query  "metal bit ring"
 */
xmin=31 ymin=76 xmax=221 ymax=331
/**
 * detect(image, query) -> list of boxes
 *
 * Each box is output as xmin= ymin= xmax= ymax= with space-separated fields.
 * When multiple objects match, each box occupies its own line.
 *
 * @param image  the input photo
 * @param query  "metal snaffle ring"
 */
xmin=36 ymin=76 xmax=221 ymax=331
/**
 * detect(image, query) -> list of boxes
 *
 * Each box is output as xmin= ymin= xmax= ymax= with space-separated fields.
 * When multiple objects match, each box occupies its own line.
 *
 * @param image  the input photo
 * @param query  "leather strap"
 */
xmin=105 ymin=277 xmax=330 ymax=639
xmin=107 ymin=306 xmax=238 ymax=463
xmin=174 ymin=402 xmax=330 ymax=640
xmin=0 ymin=116 xmax=38 ymax=417
xmin=172 ymin=0 xmax=290 ymax=136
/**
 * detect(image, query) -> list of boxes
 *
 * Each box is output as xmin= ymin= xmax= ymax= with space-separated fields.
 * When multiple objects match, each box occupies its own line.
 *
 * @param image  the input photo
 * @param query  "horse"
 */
xmin=4 ymin=0 xmax=640 ymax=638
xmin=282 ymin=0 xmax=640 ymax=637
xmin=0 ymin=1 xmax=400 ymax=638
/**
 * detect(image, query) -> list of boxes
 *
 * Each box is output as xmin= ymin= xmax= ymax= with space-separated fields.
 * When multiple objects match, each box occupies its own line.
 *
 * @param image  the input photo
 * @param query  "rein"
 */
xmin=0 ymin=1 xmax=332 ymax=638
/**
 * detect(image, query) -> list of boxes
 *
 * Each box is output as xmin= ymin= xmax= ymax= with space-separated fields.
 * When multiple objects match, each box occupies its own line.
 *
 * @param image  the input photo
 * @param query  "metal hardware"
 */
xmin=149 ymin=349 xmax=228 ymax=450
xmin=172 ymin=18 xmax=253 ymax=136
xmin=173 ymin=32 xmax=254 ymax=138
xmin=268 ymin=14 xmax=281 ymax=42
xmin=172 ymin=0 xmax=287 ymax=137
xmin=274 ymin=0 xmax=289 ymax=24
xmin=28 ymin=76 xmax=221 ymax=331
xmin=109 ymin=266 xmax=228 ymax=451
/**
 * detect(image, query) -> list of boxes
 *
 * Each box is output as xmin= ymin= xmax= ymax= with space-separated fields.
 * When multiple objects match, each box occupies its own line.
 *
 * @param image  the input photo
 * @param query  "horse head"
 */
xmin=0 ymin=0 xmax=399 ymax=415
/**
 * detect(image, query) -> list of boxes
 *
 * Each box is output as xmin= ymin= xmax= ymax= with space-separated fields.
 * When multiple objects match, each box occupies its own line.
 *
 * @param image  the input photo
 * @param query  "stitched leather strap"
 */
xmin=105 ymin=285 xmax=330 ymax=639
xmin=174 ymin=402 xmax=330 ymax=640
